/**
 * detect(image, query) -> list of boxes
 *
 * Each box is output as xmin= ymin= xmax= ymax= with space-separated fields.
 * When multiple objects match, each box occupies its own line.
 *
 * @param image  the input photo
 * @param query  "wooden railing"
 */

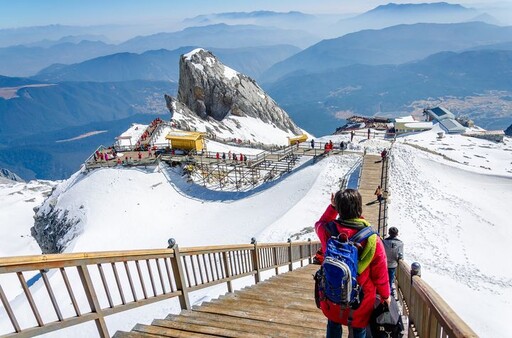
xmin=396 ymin=260 xmax=478 ymax=338
xmin=0 ymin=240 xmax=320 ymax=338
xmin=377 ymin=149 xmax=390 ymax=237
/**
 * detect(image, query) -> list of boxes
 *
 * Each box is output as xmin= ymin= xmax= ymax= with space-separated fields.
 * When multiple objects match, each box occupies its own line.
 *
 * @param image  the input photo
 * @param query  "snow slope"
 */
xmin=0 ymin=179 xmax=56 ymax=257
xmin=1 ymin=127 xmax=511 ymax=337
xmin=0 ymin=146 xmax=360 ymax=337
xmin=389 ymin=128 xmax=512 ymax=338
xmin=0 ymin=179 xmax=57 ymax=303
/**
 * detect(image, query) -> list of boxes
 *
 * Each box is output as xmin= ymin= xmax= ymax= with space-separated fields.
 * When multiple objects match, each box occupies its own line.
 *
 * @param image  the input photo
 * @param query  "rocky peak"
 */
xmin=505 ymin=123 xmax=512 ymax=136
xmin=0 ymin=168 xmax=24 ymax=182
xmin=168 ymin=48 xmax=302 ymax=136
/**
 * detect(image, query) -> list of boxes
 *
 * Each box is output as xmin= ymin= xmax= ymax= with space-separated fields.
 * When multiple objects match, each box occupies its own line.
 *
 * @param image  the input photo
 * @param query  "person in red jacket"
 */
xmin=315 ymin=189 xmax=390 ymax=338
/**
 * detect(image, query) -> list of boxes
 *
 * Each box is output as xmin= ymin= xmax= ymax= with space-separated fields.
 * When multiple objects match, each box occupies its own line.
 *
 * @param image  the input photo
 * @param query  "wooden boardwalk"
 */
xmin=114 ymin=264 xmax=349 ymax=338
xmin=359 ymin=155 xmax=384 ymax=229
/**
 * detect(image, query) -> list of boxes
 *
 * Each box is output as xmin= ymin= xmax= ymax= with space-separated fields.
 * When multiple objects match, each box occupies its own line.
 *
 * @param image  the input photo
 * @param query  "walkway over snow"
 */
xmin=359 ymin=154 xmax=385 ymax=230
xmin=114 ymin=264 xmax=346 ymax=337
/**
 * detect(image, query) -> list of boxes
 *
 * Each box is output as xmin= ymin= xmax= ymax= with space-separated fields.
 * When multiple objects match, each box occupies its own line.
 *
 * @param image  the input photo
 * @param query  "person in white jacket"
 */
xmin=383 ymin=227 xmax=404 ymax=297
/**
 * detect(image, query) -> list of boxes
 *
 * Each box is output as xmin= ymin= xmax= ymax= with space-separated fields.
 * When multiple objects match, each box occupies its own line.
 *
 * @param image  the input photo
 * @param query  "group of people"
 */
xmin=324 ymin=140 xmax=334 ymax=152
xmin=93 ymin=148 xmax=117 ymax=162
xmin=309 ymin=139 xmax=349 ymax=152
xmin=215 ymin=151 xmax=248 ymax=163
xmin=134 ymin=118 xmax=164 ymax=151
xmin=315 ymin=188 xmax=403 ymax=338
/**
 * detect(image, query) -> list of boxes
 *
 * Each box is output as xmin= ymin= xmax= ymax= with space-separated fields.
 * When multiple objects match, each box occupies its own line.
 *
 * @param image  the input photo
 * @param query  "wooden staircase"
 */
xmin=359 ymin=154 xmax=384 ymax=229
xmin=113 ymin=264 xmax=348 ymax=337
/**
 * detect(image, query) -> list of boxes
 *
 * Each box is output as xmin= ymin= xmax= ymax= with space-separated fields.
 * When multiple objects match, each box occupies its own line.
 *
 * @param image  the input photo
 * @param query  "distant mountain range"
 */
xmin=265 ymin=49 xmax=512 ymax=135
xmin=0 ymin=79 xmax=176 ymax=179
xmin=261 ymin=22 xmax=512 ymax=83
xmin=183 ymin=11 xmax=319 ymax=31
xmin=33 ymin=45 xmax=301 ymax=82
xmin=332 ymin=2 xmax=500 ymax=36
xmin=0 ymin=24 xmax=113 ymax=47
xmin=0 ymin=24 xmax=311 ymax=77
xmin=185 ymin=10 xmax=316 ymax=22
xmin=0 ymin=40 xmax=114 ymax=77
xmin=119 ymin=23 xmax=316 ymax=53
xmin=0 ymin=79 xmax=176 ymax=139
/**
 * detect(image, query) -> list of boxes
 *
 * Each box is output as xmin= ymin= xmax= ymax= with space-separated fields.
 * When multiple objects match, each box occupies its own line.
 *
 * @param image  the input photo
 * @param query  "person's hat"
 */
xmin=388 ymin=227 xmax=399 ymax=236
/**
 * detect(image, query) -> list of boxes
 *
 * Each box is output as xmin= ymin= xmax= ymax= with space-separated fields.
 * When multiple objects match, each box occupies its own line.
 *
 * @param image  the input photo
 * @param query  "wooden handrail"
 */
xmin=396 ymin=260 xmax=478 ymax=338
xmin=0 ymin=240 xmax=320 ymax=338
xmin=1 ymin=241 xmax=479 ymax=338
xmin=0 ymin=250 xmax=175 ymax=273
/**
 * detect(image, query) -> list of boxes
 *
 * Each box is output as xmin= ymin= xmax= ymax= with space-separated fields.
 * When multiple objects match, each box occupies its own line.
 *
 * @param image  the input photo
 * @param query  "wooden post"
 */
xmin=409 ymin=262 xmax=421 ymax=331
xmin=251 ymin=238 xmax=260 ymax=284
xmin=222 ymin=251 xmax=233 ymax=293
xmin=168 ymin=241 xmax=191 ymax=310
xmin=308 ymin=238 xmax=312 ymax=264
xmin=77 ymin=265 xmax=109 ymax=338
xmin=288 ymin=238 xmax=293 ymax=272
xmin=299 ymin=245 xmax=304 ymax=267
xmin=273 ymin=247 xmax=279 ymax=275
xmin=378 ymin=202 xmax=382 ymax=237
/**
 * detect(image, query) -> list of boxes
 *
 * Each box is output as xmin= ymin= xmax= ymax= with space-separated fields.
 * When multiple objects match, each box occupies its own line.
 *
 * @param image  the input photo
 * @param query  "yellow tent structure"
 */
xmin=287 ymin=134 xmax=308 ymax=145
xmin=165 ymin=131 xmax=205 ymax=152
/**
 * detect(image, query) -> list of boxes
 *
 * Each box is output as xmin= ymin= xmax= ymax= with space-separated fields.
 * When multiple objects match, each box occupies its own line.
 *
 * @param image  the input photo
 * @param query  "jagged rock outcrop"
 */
xmin=505 ymin=123 xmax=512 ymax=136
xmin=31 ymin=206 xmax=81 ymax=254
xmin=30 ymin=171 xmax=84 ymax=254
xmin=166 ymin=48 xmax=302 ymax=137
xmin=0 ymin=168 xmax=24 ymax=182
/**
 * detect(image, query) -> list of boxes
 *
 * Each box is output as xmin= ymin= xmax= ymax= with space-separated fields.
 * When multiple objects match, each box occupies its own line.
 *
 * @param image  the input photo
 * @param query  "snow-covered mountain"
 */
xmin=0 ymin=168 xmax=24 ymax=183
xmin=1 ymin=118 xmax=511 ymax=337
xmin=166 ymin=48 xmax=304 ymax=142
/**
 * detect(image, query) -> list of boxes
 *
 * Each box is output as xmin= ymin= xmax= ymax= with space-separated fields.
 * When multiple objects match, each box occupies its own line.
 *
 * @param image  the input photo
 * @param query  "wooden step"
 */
xmin=194 ymin=302 xmax=325 ymax=329
xmin=151 ymin=318 xmax=263 ymax=338
xmin=132 ymin=323 xmax=215 ymax=337
xmin=172 ymin=310 xmax=324 ymax=337
xmin=163 ymin=314 xmax=282 ymax=337
xmin=117 ymin=259 xmax=351 ymax=337
xmin=113 ymin=331 xmax=161 ymax=338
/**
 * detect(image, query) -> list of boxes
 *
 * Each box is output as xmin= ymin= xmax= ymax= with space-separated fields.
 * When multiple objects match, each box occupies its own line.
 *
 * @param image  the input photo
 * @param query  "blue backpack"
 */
xmin=315 ymin=221 xmax=375 ymax=311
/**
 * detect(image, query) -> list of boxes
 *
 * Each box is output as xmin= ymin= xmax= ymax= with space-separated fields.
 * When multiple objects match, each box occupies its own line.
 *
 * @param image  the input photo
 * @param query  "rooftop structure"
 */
xmin=394 ymin=116 xmax=433 ymax=134
xmin=165 ymin=131 xmax=205 ymax=152
xmin=439 ymin=118 xmax=466 ymax=134
xmin=425 ymin=107 xmax=455 ymax=121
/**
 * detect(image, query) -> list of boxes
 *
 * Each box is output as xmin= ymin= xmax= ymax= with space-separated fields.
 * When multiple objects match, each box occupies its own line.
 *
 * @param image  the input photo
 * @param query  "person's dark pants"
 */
xmin=388 ymin=267 xmax=397 ymax=296
xmin=326 ymin=320 xmax=367 ymax=338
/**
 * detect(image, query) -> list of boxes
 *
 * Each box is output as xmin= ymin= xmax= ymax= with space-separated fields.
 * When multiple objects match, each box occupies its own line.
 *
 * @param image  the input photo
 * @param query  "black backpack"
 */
xmin=369 ymin=297 xmax=404 ymax=338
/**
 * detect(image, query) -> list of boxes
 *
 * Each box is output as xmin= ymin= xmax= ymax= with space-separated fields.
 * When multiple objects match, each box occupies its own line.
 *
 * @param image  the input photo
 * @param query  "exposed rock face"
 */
xmin=167 ymin=48 xmax=302 ymax=136
xmin=0 ymin=168 xmax=24 ymax=182
xmin=505 ymin=123 xmax=512 ymax=136
xmin=31 ymin=207 xmax=81 ymax=254
xmin=30 ymin=171 xmax=84 ymax=254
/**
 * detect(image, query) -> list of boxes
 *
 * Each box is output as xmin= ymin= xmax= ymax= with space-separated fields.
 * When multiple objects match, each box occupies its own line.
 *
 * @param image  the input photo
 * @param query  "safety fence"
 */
xmin=377 ymin=149 xmax=390 ymax=237
xmin=0 ymin=240 xmax=320 ymax=338
xmin=396 ymin=260 xmax=478 ymax=338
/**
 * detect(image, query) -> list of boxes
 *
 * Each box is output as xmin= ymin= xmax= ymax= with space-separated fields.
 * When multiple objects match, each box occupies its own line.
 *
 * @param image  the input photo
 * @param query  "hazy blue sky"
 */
xmin=0 ymin=0 xmax=502 ymax=29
